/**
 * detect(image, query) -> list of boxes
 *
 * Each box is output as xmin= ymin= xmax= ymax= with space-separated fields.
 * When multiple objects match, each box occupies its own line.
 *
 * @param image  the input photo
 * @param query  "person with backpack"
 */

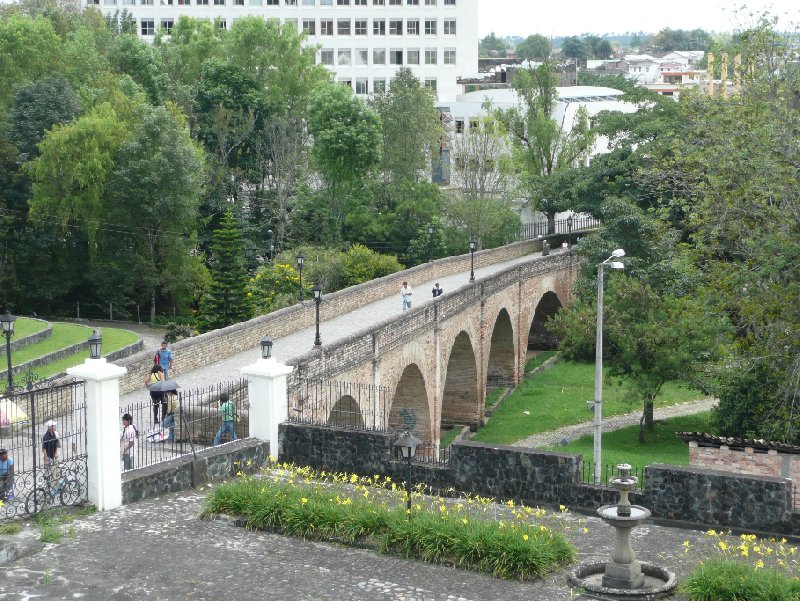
xmin=212 ymin=393 xmax=238 ymax=447
xmin=154 ymin=341 xmax=174 ymax=380
xmin=121 ymin=413 xmax=137 ymax=471
xmin=145 ymin=364 xmax=166 ymax=425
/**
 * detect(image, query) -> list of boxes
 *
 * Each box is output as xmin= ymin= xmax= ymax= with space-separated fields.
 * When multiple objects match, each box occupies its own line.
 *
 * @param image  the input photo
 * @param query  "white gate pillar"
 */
xmin=241 ymin=358 xmax=293 ymax=459
xmin=66 ymin=357 xmax=127 ymax=511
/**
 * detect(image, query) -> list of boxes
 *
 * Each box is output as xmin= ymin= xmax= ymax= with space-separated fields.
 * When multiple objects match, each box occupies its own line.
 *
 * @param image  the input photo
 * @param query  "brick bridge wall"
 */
xmin=114 ymin=240 xmax=543 ymax=394
xmin=280 ymin=423 xmax=800 ymax=536
xmin=287 ymin=252 xmax=579 ymax=445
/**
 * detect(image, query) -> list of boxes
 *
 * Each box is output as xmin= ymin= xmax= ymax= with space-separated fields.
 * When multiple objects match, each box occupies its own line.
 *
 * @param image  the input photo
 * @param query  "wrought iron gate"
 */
xmin=0 ymin=380 xmax=88 ymax=520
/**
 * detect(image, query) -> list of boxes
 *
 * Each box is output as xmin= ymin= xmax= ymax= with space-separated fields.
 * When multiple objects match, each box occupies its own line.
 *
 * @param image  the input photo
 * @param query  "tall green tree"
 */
xmin=479 ymin=32 xmax=508 ymax=57
xmin=197 ymin=209 xmax=253 ymax=331
xmin=515 ymin=34 xmax=551 ymax=61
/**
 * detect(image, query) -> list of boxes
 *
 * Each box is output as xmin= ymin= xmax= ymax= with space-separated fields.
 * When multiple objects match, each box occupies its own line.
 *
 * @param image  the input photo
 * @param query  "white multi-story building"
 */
xmin=89 ymin=0 xmax=478 ymax=101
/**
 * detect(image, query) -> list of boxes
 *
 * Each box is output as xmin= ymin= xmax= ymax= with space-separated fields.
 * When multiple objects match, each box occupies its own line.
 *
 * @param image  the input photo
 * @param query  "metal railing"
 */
xmin=411 ymin=442 xmax=452 ymax=467
xmin=517 ymin=215 xmax=601 ymax=241
xmin=288 ymin=378 xmax=392 ymax=432
xmin=580 ymin=462 xmax=647 ymax=490
xmin=120 ymin=378 xmax=248 ymax=472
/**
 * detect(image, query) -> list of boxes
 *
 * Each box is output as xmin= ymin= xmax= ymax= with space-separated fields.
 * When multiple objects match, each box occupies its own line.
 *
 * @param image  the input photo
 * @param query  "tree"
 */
xmin=108 ymin=33 xmax=169 ymax=105
xmin=584 ymin=35 xmax=613 ymax=59
xmin=307 ymin=83 xmax=382 ymax=240
xmin=496 ymin=61 xmax=595 ymax=231
xmin=479 ymin=32 xmax=508 ymax=58
xmin=198 ymin=209 xmax=254 ymax=331
xmin=560 ymin=36 xmax=588 ymax=61
xmin=0 ymin=14 xmax=62 ymax=109
xmin=371 ymin=67 xmax=440 ymax=185
xmin=515 ymin=34 xmax=551 ymax=61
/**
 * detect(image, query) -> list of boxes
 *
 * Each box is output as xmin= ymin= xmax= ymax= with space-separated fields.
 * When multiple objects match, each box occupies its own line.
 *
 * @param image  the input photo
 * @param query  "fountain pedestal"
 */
xmin=598 ymin=504 xmax=651 ymax=589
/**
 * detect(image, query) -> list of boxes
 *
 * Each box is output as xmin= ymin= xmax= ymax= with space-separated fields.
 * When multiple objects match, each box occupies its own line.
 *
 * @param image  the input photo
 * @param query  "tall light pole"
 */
xmin=567 ymin=215 xmax=574 ymax=249
xmin=593 ymin=249 xmax=625 ymax=485
xmin=296 ymin=251 xmax=305 ymax=301
xmin=313 ymin=280 xmax=322 ymax=348
xmin=1 ymin=311 xmax=16 ymax=393
xmin=427 ymin=224 xmax=434 ymax=263
xmin=468 ymin=238 xmax=477 ymax=283
xmin=266 ymin=229 xmax=274 ymax=261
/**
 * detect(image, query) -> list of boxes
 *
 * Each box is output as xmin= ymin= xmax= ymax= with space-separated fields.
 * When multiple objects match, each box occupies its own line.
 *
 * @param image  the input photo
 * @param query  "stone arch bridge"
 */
xmin=288 ymin=252 xmax=578 ymax=446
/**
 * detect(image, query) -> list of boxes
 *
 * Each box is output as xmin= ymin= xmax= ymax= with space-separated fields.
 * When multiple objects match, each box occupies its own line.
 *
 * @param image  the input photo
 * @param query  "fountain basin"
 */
xmin=569 ymin=562 xmax=677 ymax=600
xmin=598 ymin=504 xmax=651 ymax=525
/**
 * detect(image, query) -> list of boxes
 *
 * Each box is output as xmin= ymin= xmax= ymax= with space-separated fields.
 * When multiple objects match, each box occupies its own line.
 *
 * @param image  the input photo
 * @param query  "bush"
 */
xmin=341 ymin=244 xmax=403 ymax=287
xmin=163 ymin=322 xmax=193 ymax=342
xmin=680 ymin=559 xmax=800 ymax=601
xmin=203 ymin=461 xmax=575 ymax=581
xmin=248 ymin=262 xmax=302 ymax=314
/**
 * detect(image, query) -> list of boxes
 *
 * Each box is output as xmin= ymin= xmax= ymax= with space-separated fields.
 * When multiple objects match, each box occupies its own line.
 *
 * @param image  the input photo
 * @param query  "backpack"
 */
xmin=154 ymin=352 xmax=160 ymax=365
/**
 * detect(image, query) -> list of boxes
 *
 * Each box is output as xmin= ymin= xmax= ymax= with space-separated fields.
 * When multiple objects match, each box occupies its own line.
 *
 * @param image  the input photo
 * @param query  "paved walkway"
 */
xmin=515 ymin=397 xmax=719 ymax=449
xmin=0 ymin=482 xmax=743 ymax=600
xmin=121 ymin=250 xmax=568 ymax=408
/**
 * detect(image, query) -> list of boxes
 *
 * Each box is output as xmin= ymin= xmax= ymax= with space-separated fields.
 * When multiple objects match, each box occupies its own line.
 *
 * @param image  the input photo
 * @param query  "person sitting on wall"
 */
xmin=432 ymin=283 xmax=444 ymax=298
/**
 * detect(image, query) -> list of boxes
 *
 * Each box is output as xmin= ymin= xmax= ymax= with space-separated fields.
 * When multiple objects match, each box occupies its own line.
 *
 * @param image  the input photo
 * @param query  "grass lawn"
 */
xmin=524 ymin=351 xmax=557 ymax=372
xmin=471 ymin=360 xmax=702 ymax=445
xmin=543 ymin=412 xmax=714 ymax=469
xmin=439 ymin=427 xmax=462 ymax=448
xmin=8 ymin=316 xmax=49 ymax=340
xmin=484 ymin=387 xmax=505 ymax=408
xmin=0 ymin=325 xmax=139 ymax=387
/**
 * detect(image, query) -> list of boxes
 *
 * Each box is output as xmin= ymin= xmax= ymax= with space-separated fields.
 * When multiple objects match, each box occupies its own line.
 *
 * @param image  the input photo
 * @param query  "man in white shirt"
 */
xmin=121 ymin=413 xmax=137 ymax=471
xmin=401 ymin=281 xmax=413 ymax=311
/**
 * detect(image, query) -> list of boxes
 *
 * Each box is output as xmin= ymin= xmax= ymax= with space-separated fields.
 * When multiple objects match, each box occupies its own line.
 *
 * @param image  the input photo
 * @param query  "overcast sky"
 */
xmin=477 ymin=0 xmax=800 ymax=37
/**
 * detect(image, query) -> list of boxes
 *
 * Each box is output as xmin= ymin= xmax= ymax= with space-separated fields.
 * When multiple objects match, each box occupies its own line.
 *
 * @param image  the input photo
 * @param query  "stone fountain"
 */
xmin=569 ymin=464 xmax=677 ymax=599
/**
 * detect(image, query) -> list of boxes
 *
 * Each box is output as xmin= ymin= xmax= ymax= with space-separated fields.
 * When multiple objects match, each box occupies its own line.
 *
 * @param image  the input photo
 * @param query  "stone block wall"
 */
xmin=121 ymin=439 xmax=269 ymax=504
xmin=279 ymin=423 xmax=800 ymax=535
xmin=689 ymin=442 xmax=800 ymax=484
xmin=115 ymin=240 xmax=541 ymax=394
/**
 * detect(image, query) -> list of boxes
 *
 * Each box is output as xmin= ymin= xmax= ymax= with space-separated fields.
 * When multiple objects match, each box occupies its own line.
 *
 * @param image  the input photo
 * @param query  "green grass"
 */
xmin=8 ymin=316 xmax=48 ymax=340
xmin=439 ymin=427 xmax=462 ymax=448
xmin=543 ymin=412 xmax=713 ymax=468
xmin=484 ymin=387 xmax=505 ymax=408
xmin=0 ymin=522 xmax=22 ymax=535
xmin=8 ymin=323 xmax=94 ymax=365
xmin=472 ymin=360 xmax=702 ymax=445
xmin=524 ymin=351 xmax=557 ymax=373
xmin=0 ymin=326 xmax=139 ymax=388
xmin=680 ymin=559 xmax=800 ymax=600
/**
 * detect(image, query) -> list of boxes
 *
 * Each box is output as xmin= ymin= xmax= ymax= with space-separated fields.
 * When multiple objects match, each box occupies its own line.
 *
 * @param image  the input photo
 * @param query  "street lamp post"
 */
xmin=427 ymin=225 xmax=435 ymax=263
xmin=296 ymin=252 xmax=305 ymax=301
xmin=468 ymin=238 xmax=477 ymax=283
xmin=266 ymin=229 xmax=274 ymax=261
xmin=260 ymin=335 xmax=273 ymax=359
xmin=567 ymin=215 xmax=574 ymax=249
xmin=393 ymin=431 xmax=422 ymax=519
xmin=593 ymin=249 xmax=625 ymax=485
xmin=313 ymin=281 xmax=323 ymax=348
xmin=1 ymin=310 xmax=16 ymax=393
xmin=88 ymin=330 xmax=102 ymax=359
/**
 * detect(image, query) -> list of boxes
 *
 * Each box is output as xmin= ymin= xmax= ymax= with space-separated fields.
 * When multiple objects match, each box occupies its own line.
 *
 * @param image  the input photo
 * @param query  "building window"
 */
xmin=123 ymin=0 xmax=135 ymax=5
xmin=389 ymin=19 xmax=402 ymax=35
xmin=338 ymin=19 xmax=351 ymax=35
xmin=248 ymin=0 xmax=260 ymax=5
xmin=354 ymin=0 xmax=366 ymax=3
xmin=356 ymin=49 xmax=368 ymax=65
xmin=285 ymin=18 xmax=298 ymax=30
xmin=338 ymin=49 xmax=352 ymax=65
xmin=141 ymin=0 xmax=153 ymax=5
xmin=266 ymin=0 xmax=279 ymax=4
xmin=373 ymin=48 xmax=386 ymax=64
xmin=355 ymin=19 xmax=367 ymax=35
xmin=337 ymin=0 xmax=349 ymax=4
xmin=303 ymin=0 xmax=314 ymax=4
xmin=443 ymin=19 xmax=455 ymax=34
xmin=355 ymin=78 xmax=368 ymax=94
xmin=390 ymin=49 xmax=403 ymax=65
xmin=424 ymin=0 xmax=436 ymax=4
xmin=444 ymin=49 xmax=455 ymax=64
xmin=443 ymin=0 xmax=454 ymax=4
xmin=160 ymin=18 xmax=174 ymax=32
xmin=406 ymin=19 xmax=419 ymax=35
xmin=104 ymin=0 xmax=116 ymax=6
xmin=407 ymin=0 xmax=418 ymax=4
xmin=425 ymin=78 xmax=437 ymax=91
xmin=455 ymin=119 xmax=464 ymax=133
xmin=373 ymin=78 xmax=386 ymax=93
xmin=87 ymin=0 xmax=99 ymax=5
xmin=320 ymin=49 xmax=334 ymax=65
xmin=141 ymin=19 xmax=154 ymax=35
xmin=320 ymin=0 xmax=331 ymax=5
xmin=320 ymin=19 xmax=333 ymax=35
xmin=469 ymin=118 xmax=478 ymax=129
xmin=303 ymin=19 xmax=316 ymax=34
xmin=214 ymin=0 xmax=225 ymax=5
xmin=424 ymin=19 xmax=436 ymax=35
xmin=425 ymin=48 xmax=437 ymax=64
xmin=340 ymin=79 xmax=352 ymax=88
xmin=407 ymin=49 xmax=419 ymax=65
xmin=373 ymin=0 xmax=384 ymax=4
xmin=373 ymin=19 xmax=385 ymax=35
xmin=388 ymin=0 xmax=400 ymax=4
xmin=286 ymin=0 xmax=297 ymax=4
xmin=234 ymin=0 xmax=243 ymax=5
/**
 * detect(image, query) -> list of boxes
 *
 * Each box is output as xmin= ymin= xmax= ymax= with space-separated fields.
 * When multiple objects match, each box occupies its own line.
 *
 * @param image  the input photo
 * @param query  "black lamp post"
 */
xmin=88 ymin=330 xmax=102 ymax=359
xmin=266 ymin=229 xmax=274 ymax=261
xmin=393 ymin=431 xmax=422 ymax=519
xmin=567 ymin=215 xmax=574 ymax=249
xmin=468 ymin=238 xmax=477 ymax=283
xmin=1 ymin=310 xmax=16 ymax=392
xmin=427 ymin=224 xmax=434 ymax=262
xmin=296 ymin=251 xmax=305 ymax=301
xmin=313 ymin=281 xmax=322 ymax=348
xmin=261 ymin=335 xmax=273 ymax=359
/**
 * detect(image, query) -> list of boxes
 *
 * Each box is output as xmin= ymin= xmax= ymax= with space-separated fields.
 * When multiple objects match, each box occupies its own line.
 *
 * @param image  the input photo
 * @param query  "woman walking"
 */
xmin=145 ymin=364 xmax=166 ymax=425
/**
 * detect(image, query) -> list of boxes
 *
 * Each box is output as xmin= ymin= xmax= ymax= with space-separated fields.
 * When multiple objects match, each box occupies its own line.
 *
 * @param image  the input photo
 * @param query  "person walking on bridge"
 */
xmin=401 ymin=281 xmax=413 ymax=311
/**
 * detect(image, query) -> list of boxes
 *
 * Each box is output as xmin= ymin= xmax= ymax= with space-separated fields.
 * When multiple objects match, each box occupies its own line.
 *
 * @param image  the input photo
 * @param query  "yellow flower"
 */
xmin=461 ymin=518 xmax=468 ymax=525
xmin=559 ymin=504 xmax=567 ymax=512
xmin=683 ymin=540 xmax=691 ymax=548
xmin=718 ymin=541 xmax=727 ymax=551
xmin=301 ymin=498 xmax=308 ymax=504
xmin=583 ymin=527 xmax=589 ymax=534
xmin=506 ymin=500 xmax=515 ymax=507
xmin=706 ymin=529 xmax=717 ymax=536
xmin=740 ymin=546 xmax=749 ymax=557
xmin=755 ymin=559 xmax=764 ymax=569
xmin=522 ymin=534 xmax=529 ymax=541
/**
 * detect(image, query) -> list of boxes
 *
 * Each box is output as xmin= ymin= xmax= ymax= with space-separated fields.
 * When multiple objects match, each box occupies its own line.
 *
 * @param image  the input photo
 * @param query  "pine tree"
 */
xmin=198 ymin=209 xmax=254 ymax=331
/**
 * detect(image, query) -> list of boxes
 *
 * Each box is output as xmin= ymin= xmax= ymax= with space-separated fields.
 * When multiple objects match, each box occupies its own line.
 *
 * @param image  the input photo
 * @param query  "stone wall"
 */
xmin=114 ymin=240 xmax=542 ymax=394
xmin=0 ymin=318 xmax=51 ymax=356
xmin=121 ymin=438 xmax=269 ymax=504
xmin=280 ymin=423 xmax=800 ymax=535
xmin=689 ymin=441 xmax=800 ymax=484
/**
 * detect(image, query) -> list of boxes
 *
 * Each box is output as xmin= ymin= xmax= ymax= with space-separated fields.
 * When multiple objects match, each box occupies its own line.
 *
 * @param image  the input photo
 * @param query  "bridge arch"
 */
xmin=441 ymin=331 xmax=479 ymax=430
xmin=487 ymin=308 xmax=516 ymax=388
xmin=528 ymin=291 xmax=563 ymax=350
xmin=388 ymin=363 xmax=432 ymax=442
xmin=327 ymin=394 xmax=365 ymax=429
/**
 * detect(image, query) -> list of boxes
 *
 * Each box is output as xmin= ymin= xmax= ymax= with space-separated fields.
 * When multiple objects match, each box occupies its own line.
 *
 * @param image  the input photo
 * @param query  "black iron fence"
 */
xmin=517 ymin=215 xmax=601 ymax=241
xmin=580 ymin=462 xmax=647 ymax=490
xmin=288 ymin=378 xmax=392 ymax=432
xmin=0 ymin=380 xmax=88 ymax=520
xmin=120 ymin=378 xmax=249 ymax=472
xmin=412 ymin=442 xmax=452 ymax=467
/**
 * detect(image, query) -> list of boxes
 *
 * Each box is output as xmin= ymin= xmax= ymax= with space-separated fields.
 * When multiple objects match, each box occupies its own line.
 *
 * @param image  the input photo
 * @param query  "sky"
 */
xmin=477 ymin=0 xmax=800 ymax=37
